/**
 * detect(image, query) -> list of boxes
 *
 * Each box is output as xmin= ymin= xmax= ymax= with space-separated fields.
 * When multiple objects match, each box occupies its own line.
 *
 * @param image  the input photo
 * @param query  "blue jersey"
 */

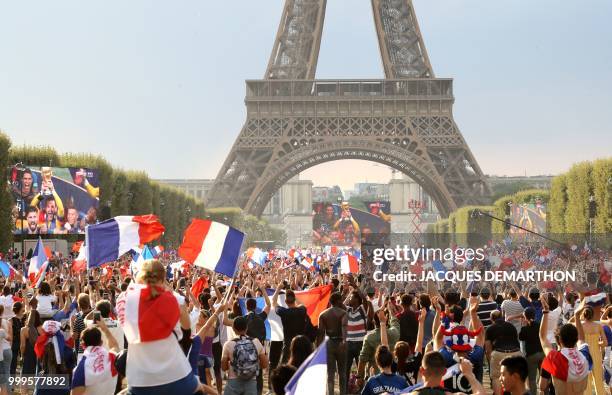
xmin=361 ymin=372 xmax=408 ymax=395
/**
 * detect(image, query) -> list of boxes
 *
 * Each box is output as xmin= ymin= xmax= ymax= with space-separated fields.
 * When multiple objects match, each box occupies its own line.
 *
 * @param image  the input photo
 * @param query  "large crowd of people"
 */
xmin=0 ymin=241 xmax=609 ymax=395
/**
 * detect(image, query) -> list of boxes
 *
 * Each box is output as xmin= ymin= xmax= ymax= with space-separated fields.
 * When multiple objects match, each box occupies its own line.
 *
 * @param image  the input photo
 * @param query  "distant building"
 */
xmin=312 ymin=185 xmax=343 ymax=203
xmin=262 ymin=176 xmax=313 ymax=219
xmin=154 ymin=179 xmax=214 ymax=201
xmin=261 ymin=176 xmax=313 ymax=247
xmin=486 ymin=175 xmax=553 ymax=190
xmin=389 ymin=174 xmax=440 ymax=233
xmin=352 ymin=183 xmax=389 ymax=200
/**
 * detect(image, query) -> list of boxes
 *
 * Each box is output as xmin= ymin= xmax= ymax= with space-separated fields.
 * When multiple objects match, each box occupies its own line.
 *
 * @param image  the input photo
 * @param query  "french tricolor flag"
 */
xmin=178 ymin=219 xmax=245 ymax=277
xmin=28 ymin=238 xmax=49 ymax=286
xmin=86 ymin=215 xmax=165 ymax=269
xmin=288 ymin=248 xmax=301 ymax=260
xmin=339 ymin=254 xmax=359 ymax=274
xmin=584 ymin=291 xmax=607 ymax=307
xmin=541 ymin=345 xmax=592 ymax=382
xmin=285 ymin=339 xmax=327 ymax=395
xmin=246 ymin=247 xmax=266 ymax=266
xmin=71 ymin=346 xmax=117 ymax=389
xmin=0 ymin=260 xmax=21 ymax=280
xmin=72 ymin=242 xmax=88 ymax=274
xmin=116 ymin=283 xmax=180 ymax=343
xmin=300 ymin=256 xmax=314 ymax=271
xmin=152 ymin=245 xmax=164 ymax=257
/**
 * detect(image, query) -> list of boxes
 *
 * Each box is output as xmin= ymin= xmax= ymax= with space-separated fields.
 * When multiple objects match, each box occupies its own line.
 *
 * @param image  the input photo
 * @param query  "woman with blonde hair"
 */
xmin=118 ymin=259 xmax=213 ymax=395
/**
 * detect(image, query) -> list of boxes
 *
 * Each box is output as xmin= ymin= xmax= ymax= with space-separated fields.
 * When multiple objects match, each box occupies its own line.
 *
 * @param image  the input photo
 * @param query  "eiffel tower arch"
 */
xmin=206 ymin=0 xmax=491 ymax=218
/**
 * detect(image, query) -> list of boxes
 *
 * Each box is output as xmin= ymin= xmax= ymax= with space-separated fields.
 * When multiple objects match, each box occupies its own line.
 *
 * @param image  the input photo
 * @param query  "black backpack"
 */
xmin=246 ymin=312 xmax=266 ymax=343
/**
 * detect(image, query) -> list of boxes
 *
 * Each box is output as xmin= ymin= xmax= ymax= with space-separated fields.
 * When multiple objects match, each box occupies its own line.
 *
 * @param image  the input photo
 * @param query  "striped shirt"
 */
xmin=347 ymin=305 xmax=367 ymax=342
xmin=501 ymin=299 xmax=524 ymax=332
xmin=476 ymin=300 xmax=499 ymax=328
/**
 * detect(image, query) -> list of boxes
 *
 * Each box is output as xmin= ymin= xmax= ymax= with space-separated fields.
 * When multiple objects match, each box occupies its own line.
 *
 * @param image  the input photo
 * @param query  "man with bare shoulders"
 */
xmin=318 ymin=292 xmax=348 ymax=395
xmin=539 ymin=297 xmax=593 ymax=395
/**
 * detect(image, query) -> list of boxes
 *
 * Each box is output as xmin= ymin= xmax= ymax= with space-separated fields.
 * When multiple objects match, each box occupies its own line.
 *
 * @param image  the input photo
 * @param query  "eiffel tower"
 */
xmin=206 ymin=0 xmax=491 ymax=217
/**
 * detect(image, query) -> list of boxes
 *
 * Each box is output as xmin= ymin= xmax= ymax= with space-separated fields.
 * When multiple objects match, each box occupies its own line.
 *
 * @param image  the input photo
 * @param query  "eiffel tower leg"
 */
xmin=266 ymin=0 xmax=327 ymax=80
xmin=372 ymin=0 xmax=434 ymax=78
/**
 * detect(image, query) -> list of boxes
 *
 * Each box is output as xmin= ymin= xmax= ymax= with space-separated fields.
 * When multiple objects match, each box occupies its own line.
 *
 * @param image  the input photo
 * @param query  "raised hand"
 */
xmin=432 ymin=296 xmax=442 ymax=313
xmin=458 ymin=357 xmax=475 ymax=377
xmin=539 ymin=294 xmax=549 ymax=310
xmin=469 ymin=296 xmax=479 ymax=312
xmin=418 ymin=307 xmax=427 ymax=323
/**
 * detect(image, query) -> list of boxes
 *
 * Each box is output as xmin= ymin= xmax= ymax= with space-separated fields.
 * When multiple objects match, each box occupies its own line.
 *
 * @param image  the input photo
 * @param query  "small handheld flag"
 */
xmin=0 ymin=260 xmax=21 ymax=280
xmin=339 ymin=254 xmax=359 ymax=274
xmin=28 ymin=238 xmax=49 ymax=286
xmin=191 ymin=276 xmax=209 ymax=298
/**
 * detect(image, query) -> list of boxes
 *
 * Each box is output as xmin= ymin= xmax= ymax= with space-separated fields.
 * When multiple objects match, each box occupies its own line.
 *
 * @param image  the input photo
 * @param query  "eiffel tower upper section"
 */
xmin=206 ymin=0 xmax=491 ymax=217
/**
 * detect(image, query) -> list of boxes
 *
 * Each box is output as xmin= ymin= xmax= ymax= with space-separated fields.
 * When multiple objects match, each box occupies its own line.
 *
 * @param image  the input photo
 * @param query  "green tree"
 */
xmin=492 ymin=196 xmax=513 ymax=235
xmin=591 ymin=158 xmax=612 ymax=233
xmin=548 ymin=175 xmax=567 ymax=234
xmin=126 ymin=171 xmax=153 ymax=215
xmin=0 ymin=132 xmax=13 ymax=253
xmin=490 ymin=181 xmax=533 ymax=202
xmin=110 ymin=171 xmax=129 ymax=216
xmin=9 ymin=145 xmax=60 ymax=167
xmin=60 ymin=153 xmax=114 ymax=204
xmin=564 ymin=162 xmax=592 ymax=234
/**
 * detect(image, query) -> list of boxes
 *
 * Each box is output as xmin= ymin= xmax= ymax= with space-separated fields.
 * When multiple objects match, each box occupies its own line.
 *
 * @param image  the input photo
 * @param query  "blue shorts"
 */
xmin=128 ymin=372 xmax=199 ymax=395
xmin=197 ymin=355 xmax=214 ymax=384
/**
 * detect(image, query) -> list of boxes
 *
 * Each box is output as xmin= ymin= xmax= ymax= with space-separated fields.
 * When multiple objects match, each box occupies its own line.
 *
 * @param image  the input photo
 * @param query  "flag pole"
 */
xmin=220 ymin=234 xmax=246 ymax=306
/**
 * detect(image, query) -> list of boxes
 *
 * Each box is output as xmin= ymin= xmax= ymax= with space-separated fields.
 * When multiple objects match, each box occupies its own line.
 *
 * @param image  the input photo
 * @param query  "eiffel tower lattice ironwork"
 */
xmin=206 ymin=0 xmax=491 ymax=217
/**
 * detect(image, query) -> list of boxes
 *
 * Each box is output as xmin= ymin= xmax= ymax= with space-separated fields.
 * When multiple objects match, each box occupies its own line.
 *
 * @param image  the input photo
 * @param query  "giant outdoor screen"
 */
xmin=9 ymin=165 xmax=100 ymax=235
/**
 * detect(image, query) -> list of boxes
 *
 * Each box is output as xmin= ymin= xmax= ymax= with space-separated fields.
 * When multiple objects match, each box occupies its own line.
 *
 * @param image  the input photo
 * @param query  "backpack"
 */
xmin=246 ymin=312 xmax=266 ymax=343
xmin=231 ymin=336 xmax=259 ymax=380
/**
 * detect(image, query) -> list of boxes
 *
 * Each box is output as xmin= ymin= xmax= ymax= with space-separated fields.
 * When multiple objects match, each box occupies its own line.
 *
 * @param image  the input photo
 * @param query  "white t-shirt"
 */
xmin=213 ymin=303 xmax=228 ymax=344
xmin=85 ymin=318 xmax=125 ymax=351
xmin=125 ymin=324 xmax=192 ymax=387
xmin=562 ymin=300 xmax=578 ymax=324
xmin=546 ymin=307 xmax=563 ymax=344
xmin=189 ymin=307 xmax=200 ymax=335
xmin=0 ymin=295 xmax=15 ymax=319
xmin=369 ymin=297 xmax=380 ymax=312
xmin=37 ymin=294 xmax=57 ymax=317
xmin=0 ymin=319 xmax=11 ymax=351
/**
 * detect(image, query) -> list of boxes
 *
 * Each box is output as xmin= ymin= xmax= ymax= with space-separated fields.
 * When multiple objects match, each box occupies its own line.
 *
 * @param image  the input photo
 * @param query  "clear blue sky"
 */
xmin=1 ymin=0 xmax=611 ymax=190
